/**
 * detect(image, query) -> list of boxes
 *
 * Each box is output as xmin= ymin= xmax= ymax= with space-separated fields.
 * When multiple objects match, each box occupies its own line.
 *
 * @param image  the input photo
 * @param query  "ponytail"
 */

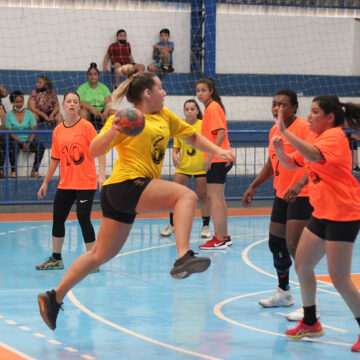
xmin=313 ymin=95 xmax=360 ymax=130
xmin=343 ymin=103 xmax=360 ymax=131
xmin=112 ymin=65 xmax=156 ymax=106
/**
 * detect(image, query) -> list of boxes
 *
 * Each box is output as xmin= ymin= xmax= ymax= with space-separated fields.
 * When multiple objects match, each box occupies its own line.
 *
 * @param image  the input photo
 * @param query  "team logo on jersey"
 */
xmin=151 ymin=135 xmax=165 ymax=164
xmin=186 ymin=147 xmax=196 ymax=156
xmin=309 ymin=170 xmax=321 ymax=184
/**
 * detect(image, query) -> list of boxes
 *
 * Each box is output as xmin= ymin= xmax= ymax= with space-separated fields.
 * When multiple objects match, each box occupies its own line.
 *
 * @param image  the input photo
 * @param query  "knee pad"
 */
xmin=268 ymin=233 xmax=292 ymax=271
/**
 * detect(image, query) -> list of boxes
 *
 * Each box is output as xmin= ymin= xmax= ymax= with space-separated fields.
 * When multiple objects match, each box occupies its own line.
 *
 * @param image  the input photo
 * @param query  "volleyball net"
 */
xmin=1 ymin=0 xmax=360 ymax=204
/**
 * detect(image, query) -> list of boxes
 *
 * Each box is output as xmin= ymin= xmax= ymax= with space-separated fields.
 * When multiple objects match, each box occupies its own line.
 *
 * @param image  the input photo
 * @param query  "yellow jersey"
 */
xmin=173 ymin=119 xmax=205 ymax=175
xmin=98 ymin=107 xmax=196 ymax=185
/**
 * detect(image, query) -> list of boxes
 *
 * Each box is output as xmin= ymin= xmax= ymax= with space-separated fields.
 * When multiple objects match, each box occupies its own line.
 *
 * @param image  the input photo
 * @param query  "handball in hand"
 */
xmin=113 ymin=108 xmax=145 ymax=136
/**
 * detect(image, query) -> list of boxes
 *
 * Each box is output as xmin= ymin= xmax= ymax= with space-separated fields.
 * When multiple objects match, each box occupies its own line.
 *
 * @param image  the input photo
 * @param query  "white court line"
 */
xmin=33 ymin=333 xmax=46 ymax=338
xmin=242 ymin=238 xmax=340 ymax=291
xmin=115 ymin=239 xmax=202 ymax=258
xmin=209 ymin=236 xmax=357 ymax=347
xmin=68 ymin=291 xmax=223 ymax=360
xmin=213 ymin=291 xmax=352 ymax=348
xmin=0 ymin=340 xmax=37 ymax=360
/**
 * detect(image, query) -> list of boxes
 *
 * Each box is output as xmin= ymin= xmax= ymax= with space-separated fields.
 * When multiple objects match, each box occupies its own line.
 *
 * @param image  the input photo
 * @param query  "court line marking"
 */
xmin=211 ymin=237 xmax=355 ymax=347
xmin=242 ymin=238 xmax=340 ymax=291
xmin=0 ymin=341 xmax=36 ymax=360
xmin=0 ymin=312 xmax=90 ymax=359
xmin=213 ymin=291 xmax=352 ymax=348
xmin=67 ymin=234 xmax=271 ymax=359
xmin=68 ymin=291 xmax=222 ymax=360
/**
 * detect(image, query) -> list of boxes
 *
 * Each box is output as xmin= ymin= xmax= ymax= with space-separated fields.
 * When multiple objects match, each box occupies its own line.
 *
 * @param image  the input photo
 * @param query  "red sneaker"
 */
xmin=199 ymin=236 xmax=227 ymax=250
xmin=285 ymin=319 xmax=324 ymax=339
xmin=223 ymin=235 xmax=232 ymax=246
xmin=352 ymin=335 xmax=360 ymax=352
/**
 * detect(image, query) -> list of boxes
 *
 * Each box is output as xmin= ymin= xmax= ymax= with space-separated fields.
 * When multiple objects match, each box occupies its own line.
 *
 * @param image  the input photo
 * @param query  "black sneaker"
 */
xmin=38 ymin=289 xmax=63 ymax=330
xmin=168 ymin=65 xmax=175 ymax=73
xmin=353 ymin=166 xmax=360 ymax=174
xmin=161 ymin=65 xmax=169 ymax=73
xmin=170 ymin=250 xmax=210 ymax=279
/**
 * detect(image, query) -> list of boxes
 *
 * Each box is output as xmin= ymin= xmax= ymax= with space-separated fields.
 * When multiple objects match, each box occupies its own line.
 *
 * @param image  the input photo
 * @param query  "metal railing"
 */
xmin=1 ymin=128 xmax=357 ymax=205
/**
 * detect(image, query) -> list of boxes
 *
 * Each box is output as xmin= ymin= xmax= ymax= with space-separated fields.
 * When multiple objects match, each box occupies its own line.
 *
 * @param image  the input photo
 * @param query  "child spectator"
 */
xmin=148 ymin=28 xmax=174 ymax=74
xmin=27 ymin=76 xmax=63 ymax=126
xmin=103 ymin=29 xmax=145 ymax=89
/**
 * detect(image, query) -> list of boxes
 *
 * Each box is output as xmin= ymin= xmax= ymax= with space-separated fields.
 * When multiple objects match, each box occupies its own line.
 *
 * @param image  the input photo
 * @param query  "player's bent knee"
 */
xmin=268 ymin=233 xmax=292 ymax=271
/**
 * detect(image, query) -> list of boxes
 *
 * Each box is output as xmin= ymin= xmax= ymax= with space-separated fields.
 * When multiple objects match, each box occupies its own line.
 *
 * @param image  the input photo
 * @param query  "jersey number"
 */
xmin=62 ymin=143 xmax=85 ymax=166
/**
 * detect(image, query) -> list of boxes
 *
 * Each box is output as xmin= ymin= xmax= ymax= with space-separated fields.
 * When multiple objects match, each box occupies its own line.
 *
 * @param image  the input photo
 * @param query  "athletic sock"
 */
xmin=202 ymin=216 xmax=210 ymax=227
xmin=277 ymin=270 xmax=289 ymax=291
xmin=170 ymin=213 xmax=174 ymax=226
xmin=303 ymin=305 xmax=317 ymax=326
xmin=52 ymin=252 xmax=62 ymax=261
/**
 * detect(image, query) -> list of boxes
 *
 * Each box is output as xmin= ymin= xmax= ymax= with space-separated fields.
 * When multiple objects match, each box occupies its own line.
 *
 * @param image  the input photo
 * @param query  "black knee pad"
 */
xmin=268 ymin=233 xmax=292 ymax=271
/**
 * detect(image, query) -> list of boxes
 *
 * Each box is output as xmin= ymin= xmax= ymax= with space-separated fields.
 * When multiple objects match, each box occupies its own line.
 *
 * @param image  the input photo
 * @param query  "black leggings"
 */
xmin=52 ymin=189 xmax=96 ymax=243
xmin=9 ymin=139 xmax=45 ymax=172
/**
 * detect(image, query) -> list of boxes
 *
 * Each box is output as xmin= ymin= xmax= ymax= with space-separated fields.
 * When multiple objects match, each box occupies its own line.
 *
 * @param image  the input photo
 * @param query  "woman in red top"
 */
xmin=196 ymin=78 xmax=233 ymax=250
xmin=272 ymin=95 xmax=360 ymax=352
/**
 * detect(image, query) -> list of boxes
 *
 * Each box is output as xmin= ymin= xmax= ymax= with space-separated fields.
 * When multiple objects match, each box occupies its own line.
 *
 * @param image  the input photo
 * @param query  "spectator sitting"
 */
xmin=344 ymin=119 xmax=360 ymax=173
xmin=5 ymin=90 xmax=45 ymax=178
xmin=0 ymin=85 xmax=8 ymax=178
xmin=27 ymin=76 xmax=63 ymax=126
xmin=103 ymin=29 xmax=145 ymax=89
xmin=148 ymin=28 xmax=174 ymax=74
xmin=77 ymin=62 xmax=113 ymax=130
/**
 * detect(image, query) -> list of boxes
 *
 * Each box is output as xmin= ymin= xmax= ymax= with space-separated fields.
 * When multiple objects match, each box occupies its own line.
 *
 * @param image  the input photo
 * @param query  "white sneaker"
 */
xmin=285 ymin=306 xmax=320 ymax=321
xmin=200 ymin=225 xmax=211 ymax=238
xmin=259 ymin=286 xmax=295 ymax=308
xmin=160 ymin=224 xmax=174 ymax=237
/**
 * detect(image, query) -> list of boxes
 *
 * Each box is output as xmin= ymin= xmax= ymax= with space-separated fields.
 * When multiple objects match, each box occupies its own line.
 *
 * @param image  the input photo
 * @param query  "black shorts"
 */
xmin=306 ymin=216 xmax=360 ymax=242
xmin=176 ymin=173 xmax=206 ymax=179
xmin=271 ymin=196 xmax=313 ymax=224
xmin=206 ymin=162 xmax=233 ymax=184
xmin=100 ymin=178 xmax=151 ymax=224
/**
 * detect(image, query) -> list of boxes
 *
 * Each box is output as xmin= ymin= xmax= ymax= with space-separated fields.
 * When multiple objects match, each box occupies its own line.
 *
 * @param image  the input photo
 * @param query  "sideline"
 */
xmin=0 ymin=207 xmax=271 ymax=222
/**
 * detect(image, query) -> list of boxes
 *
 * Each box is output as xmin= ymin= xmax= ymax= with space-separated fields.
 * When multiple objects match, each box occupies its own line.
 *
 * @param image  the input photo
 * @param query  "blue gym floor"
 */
xmin=1 ymin=215 xmax=360 ymax=359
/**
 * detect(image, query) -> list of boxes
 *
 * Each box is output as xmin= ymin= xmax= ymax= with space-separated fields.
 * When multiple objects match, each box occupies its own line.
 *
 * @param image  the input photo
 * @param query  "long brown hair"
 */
xmin=112 ymin=64 xmax=156 ymax=105
xmin=313 ymin=95 xmax=360 ymax=129
xmin=195 ymin=77 xmax=225 ymax=113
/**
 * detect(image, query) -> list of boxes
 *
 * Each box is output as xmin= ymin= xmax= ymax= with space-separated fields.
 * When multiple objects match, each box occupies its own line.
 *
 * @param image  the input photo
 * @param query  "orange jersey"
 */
xmin=201 ymin=100 xmax=231 ymax=163
xmin=268 ymin=117 xmax=310 ymax=198
xmin=51 ymin=119 xmax=98 ymax=190
xmin=293 ymin=126 xmax=360 ymax=221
